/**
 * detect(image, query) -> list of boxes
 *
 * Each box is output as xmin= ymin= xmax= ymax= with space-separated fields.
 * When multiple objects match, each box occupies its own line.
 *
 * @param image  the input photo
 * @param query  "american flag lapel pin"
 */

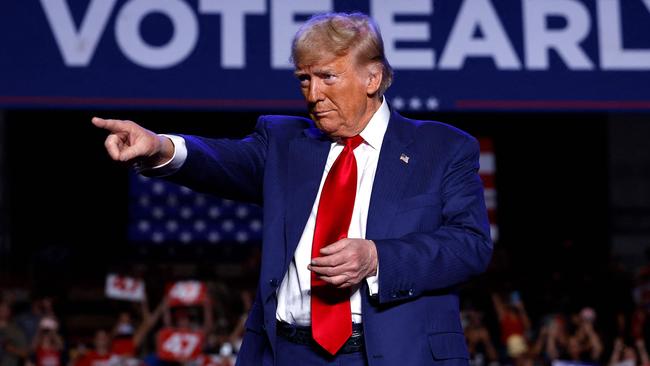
xmin=400 ymin=153 xmax=410 ymax=164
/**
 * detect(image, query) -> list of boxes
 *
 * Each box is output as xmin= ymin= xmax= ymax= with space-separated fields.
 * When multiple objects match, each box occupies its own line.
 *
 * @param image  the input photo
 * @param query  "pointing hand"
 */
xmin=92 ymin=117 xmax=174 ymax=166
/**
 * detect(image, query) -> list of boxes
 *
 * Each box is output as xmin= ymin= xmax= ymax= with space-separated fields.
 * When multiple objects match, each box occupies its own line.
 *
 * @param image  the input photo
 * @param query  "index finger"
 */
xmin=92 ymin=117 xmax=130 ymax=133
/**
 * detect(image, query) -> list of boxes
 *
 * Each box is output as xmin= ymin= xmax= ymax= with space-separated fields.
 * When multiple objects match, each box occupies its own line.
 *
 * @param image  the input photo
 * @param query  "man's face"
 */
xmin=295 ymin=52 xmax=377 ymax=138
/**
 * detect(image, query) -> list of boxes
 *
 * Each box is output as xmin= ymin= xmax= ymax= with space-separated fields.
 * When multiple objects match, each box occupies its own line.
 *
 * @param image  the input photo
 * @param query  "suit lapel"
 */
xmin=285 ymin=127 xmax=331 ymax=270
xmin=283 ymin=110 xmax=415 ymax=264
xmin=366 ymin=110 xmax=416 ymax=240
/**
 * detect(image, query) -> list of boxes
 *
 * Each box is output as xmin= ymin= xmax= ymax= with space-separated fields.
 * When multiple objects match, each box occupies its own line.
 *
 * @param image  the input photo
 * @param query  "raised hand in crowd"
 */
xmin=609 ymin=337 xmax=639 ymax=366
xmin=573 ymin=307 xmax=603 ymax=362
xmin=463 ymin=309 xmax=499 ymax=366
xmin=31 ymin=317 xmax=64 ymax=366
xmin=110 ymin=296 xmax=166 ymax=357
xmin=491 ymin=292 xmax=533 ymax=366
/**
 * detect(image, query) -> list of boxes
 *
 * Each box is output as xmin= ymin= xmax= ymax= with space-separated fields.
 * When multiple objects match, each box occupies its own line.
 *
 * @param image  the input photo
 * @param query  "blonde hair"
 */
xmin=291 ymin=12 xmax=394 ymax=97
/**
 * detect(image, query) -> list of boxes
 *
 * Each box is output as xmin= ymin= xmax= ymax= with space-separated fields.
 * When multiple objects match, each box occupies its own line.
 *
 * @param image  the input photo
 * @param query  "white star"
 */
xmin=208 ymin=231 xmax=221 ymax=243
xmin=194 ymin=220 xmax=206 ymax=232
xmin=426 ymin=97 xmax=439 ymax=110
xmin=409 ymin=97 xmax=422 ymax=110
xmin=165 ymin=220 xmax=178 ymax=232
xmin=138 ymin=220 xmax=150 ymax=232
xmin=236 ymin=206 xmax=249 ymax=219
xmin=151 ymin=232 xmax=165 ymax=244
xmin=222 ymin=220 xmax=234 ymax=232
xmin=152 ymin=182 xmax=165 ymax=195
xmin=179 ymin=231 xmax=192 ymax=243
xmin=236 ymin=231 xmax=249 ymax=243
xmin=208 ymin=206 xmax=221 ymax=219
xmin=250 ymin=219 xmax=262 ymax=232
xmin=180 ymin=207 xmax=193 ymax=219
xmin=392 ymin=96 xmax=405 ymax=110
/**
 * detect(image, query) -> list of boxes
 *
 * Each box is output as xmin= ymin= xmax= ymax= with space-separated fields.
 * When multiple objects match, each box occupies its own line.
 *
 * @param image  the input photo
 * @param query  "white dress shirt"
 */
xmin=276 ymin=98 xmax=389 ymax=325
xmin=149 ymin=98 xmax=390 ymax=326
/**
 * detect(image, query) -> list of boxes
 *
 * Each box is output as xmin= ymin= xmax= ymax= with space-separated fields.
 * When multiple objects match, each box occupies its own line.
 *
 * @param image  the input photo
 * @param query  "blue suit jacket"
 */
xmin=167 ymin=108 xmax=493 ymax=366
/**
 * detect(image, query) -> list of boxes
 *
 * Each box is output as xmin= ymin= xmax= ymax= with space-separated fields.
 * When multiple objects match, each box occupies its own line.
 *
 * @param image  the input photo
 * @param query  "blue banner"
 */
xmin=2 ymin=0 xmax=650 ymax=111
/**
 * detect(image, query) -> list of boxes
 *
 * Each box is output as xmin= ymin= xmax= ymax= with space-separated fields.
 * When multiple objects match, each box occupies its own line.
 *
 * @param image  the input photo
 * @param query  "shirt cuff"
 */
xmin=136 ymin=134 xmax=187 ymax=177
xmin=366 ymin=264 xmax=379 ymax=295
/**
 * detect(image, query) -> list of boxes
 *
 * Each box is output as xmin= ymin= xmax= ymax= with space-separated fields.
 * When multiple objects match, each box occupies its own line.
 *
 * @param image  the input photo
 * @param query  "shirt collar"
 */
xmin=358 ymin=97 xmax=390 ymax=151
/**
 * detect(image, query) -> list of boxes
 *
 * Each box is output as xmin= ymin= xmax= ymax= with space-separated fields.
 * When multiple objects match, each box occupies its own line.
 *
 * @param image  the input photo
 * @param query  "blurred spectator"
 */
xmin=16 ymin=296 xmax=55 ymax=348
xmin=631 ymin=300 xmax=650 ymax=350
xmin=492 ymin=292 xmax=532 ymax=366
xmin=227 ymin=289 xmax=253 ymax=354
xmin=143 ymin=294 xmax=214 ymax=365
xmin=542 ymin=308 xmax=603 ymax=366
xmin=634 ymin=248 xmax=650 ymax=305
xmin=534 ymin=314 xmax=570 ymax=364
xmin=110 ymin=312 xmax=136 ymax=357
xmin=72 ymin=330 xmax=113 ymax=366
xmin=0 ymin=299 xmax=29 ymax=366
xmin=463 ymin=308 xmax=499 ymax=366
xmin=31 ymin=317 xmax=63 ymax=366
xmin=570 ymin=308 xmax=603 ymax=363
xmin=162 ymin=296 xmax=213 ymax=335
xmin=110 ymin=298 xmax=164 ymax=358
xmin=608 ymin=337 xmax=650 ymax=366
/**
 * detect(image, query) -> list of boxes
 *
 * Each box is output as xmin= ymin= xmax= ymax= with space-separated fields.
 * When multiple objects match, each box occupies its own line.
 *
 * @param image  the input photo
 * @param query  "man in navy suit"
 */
xmin=93 ymin=12 xmax=492 ymax=366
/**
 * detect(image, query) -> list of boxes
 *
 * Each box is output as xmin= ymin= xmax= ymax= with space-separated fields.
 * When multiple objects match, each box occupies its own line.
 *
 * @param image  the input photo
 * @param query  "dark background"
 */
xmin=2 ymin=107 xmax=649 ymax=358
xmin=2 ymin=110 xmax=613 ymax=300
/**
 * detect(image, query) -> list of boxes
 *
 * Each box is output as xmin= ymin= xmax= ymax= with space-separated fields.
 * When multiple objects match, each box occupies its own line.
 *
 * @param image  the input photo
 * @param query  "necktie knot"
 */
xmin=343 ymin=135 xmax=364 ymax=150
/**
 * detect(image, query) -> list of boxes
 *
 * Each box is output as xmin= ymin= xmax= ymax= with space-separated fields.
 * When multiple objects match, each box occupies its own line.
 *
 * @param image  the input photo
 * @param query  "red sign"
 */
xmin=166 ymin=281 xmax=207 ymax=306
xmin=105 ymin=274 xmax=145 ymax=302
xmin=157 ymin=328 xmax=204 ymax=362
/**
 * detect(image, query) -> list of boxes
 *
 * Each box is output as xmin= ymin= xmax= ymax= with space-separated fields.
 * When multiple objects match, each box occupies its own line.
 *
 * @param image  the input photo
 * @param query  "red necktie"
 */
xmin=311 ymin=135 xmax=364 ymax=355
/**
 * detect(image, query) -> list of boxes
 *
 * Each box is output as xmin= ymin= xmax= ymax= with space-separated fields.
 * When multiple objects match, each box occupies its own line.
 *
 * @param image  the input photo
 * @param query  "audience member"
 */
xmin=31 ymin=317 xmax=63 ymax=366
xmin=0 ymin=299 xmax=29 ymax=366
xmin=463 ymin=307 xmax=499 ymax=366
xmin=72 ymin=330 xmax=113 ymax=366
xmin=492 ymin=292 xmax=533 ymax=366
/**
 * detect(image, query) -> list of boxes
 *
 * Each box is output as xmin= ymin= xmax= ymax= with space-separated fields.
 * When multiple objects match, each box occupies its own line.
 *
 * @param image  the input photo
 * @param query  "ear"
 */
xmin=365 ymin=63 xmax=383 ymax=96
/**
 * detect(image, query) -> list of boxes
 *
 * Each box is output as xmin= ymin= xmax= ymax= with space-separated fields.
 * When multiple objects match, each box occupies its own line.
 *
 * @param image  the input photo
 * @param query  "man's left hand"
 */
xmin=308 ymin=239 xmax=378 ymax=288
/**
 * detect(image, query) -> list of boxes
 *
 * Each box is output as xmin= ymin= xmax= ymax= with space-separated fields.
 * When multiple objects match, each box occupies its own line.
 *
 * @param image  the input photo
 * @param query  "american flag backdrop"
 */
xmin=128 ymin=173 xmax=262 ymax=244
xmin=129 ymin=138 xmax=497 ymax=244
xmin=478 ymin=138 xmax=498 ymax=242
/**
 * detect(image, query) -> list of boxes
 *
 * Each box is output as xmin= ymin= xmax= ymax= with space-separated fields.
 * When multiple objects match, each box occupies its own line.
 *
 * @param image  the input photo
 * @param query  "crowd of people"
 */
xmin=463 ymin=292 xmax=650 ymax=366
xmin=461 ymin=255 xmax=650 ymax=366
xmin=0 ymin=284 xmax=254 ymax=366
xmin=1 ymin=249 xmax=649 ymax=366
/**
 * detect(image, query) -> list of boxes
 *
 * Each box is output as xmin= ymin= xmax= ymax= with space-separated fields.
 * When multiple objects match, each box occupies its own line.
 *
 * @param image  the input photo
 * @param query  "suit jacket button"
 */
xmin=390 ymin=291 xmax=398 ymax=298
xmin=408 ymin=289 xmax=414 ymax=296
xmin=269 ymin=278 xmax=279 ymax=287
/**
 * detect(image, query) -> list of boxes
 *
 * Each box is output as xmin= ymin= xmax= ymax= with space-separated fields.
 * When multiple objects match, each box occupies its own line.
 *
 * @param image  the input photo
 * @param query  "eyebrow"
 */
xmin=294 ymin=67 xmax=337 ymax=77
